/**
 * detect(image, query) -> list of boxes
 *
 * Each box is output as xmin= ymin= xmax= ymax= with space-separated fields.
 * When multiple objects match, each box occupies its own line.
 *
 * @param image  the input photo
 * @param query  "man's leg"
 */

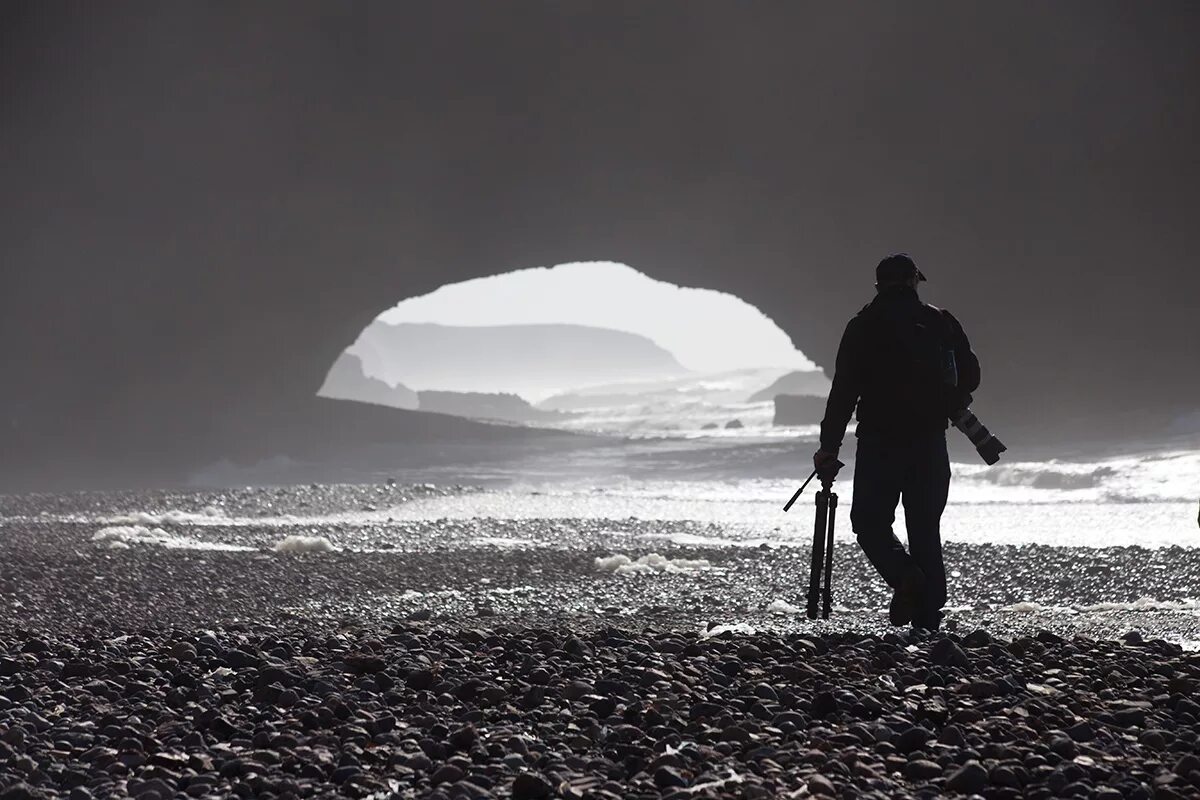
xmin=901 ymin=434 xmax=951 ymax=629
xmin=850 ymin=436 xmax=910 ymax=589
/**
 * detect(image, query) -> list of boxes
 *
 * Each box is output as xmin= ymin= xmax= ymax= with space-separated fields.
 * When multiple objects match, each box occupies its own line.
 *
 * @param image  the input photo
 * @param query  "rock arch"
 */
xmin=3 ymin=3 xmax=1197 ymax=489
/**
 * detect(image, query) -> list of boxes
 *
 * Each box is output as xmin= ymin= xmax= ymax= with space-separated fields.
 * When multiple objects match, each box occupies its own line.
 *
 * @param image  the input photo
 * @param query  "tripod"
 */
xmin=783 ymin=465 xmax=841 ymax=620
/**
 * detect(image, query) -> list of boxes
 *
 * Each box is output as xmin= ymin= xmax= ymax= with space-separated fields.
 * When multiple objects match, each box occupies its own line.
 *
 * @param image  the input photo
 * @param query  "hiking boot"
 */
xmin=889 ymin=568 xmax=925 ymax=626
xmin=913 ymin=608 xmax=944 ymax=632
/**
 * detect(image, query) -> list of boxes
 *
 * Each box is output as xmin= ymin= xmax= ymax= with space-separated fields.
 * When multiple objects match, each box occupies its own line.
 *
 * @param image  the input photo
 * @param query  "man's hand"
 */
xmin=813 ymin=449 xmax=843 ymax=479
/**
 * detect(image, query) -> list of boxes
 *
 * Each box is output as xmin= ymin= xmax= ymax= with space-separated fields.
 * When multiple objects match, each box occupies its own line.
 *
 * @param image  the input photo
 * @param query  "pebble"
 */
xmin=946 ymin=760 xmax=989 ymax=793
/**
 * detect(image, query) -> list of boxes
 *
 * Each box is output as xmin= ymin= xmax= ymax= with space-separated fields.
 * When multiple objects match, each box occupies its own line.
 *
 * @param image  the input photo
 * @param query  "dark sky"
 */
xmin=2 ymin=2 xmax=1198 ymax=486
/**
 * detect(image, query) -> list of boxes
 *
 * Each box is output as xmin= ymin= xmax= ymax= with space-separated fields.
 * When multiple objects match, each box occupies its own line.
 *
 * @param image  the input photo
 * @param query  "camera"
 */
xmin=950 ymin=407 xmax=1006 ymax=465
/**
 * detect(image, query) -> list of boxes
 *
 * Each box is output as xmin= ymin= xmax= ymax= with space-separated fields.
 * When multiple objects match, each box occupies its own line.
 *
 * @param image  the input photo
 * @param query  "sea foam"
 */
xmin=594 ymin=553 xmax=712 ymax=575
xmin=273 ymin=535 xmax=337 ymax=553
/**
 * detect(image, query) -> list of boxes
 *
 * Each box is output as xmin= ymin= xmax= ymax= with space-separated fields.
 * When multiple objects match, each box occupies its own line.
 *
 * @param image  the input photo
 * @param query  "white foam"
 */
xmin=273 ymin=535 xmax=337 ymax=553
xmin=594 ymin=553 xmax=712 ymax=575
xmin=92 ymin=525 xmax=251 ymax=551
xmin=701 ymin=622 xmax=755 ymax=638
xmin=765 ymin=598 xmax=802 ymax=615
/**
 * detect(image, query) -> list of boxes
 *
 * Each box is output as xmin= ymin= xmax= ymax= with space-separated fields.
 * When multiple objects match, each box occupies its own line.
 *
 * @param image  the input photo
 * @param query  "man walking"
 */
xmin=813 ymin=254 xmax=980 ymax=630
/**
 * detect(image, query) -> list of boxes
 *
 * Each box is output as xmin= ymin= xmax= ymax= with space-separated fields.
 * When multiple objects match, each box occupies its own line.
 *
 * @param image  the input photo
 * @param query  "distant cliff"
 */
xmin=318 ymin=353 xmax=418 ymax=410
xmin=774 ymin=394 xmax=828 ymax=426
xmin=748 ymin=370 xmax=831 ymax=403
xmin=417 ymin=391 xmax=568 ymax=424
xmin=352 ymin=323 xmax=688 ymax=397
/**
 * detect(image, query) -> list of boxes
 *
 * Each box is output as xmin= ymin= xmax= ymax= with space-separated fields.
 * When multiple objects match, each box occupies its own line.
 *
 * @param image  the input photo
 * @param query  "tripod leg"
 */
xmin=822 ymin=492 xmax=837 ymax=619
xmin=807 ymin=490 xmax=828 ymax=619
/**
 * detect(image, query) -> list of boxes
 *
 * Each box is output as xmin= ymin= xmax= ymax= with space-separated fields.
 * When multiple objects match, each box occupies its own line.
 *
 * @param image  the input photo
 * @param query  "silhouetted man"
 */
xmin=813 ymin=255 xmax=980 ymax=630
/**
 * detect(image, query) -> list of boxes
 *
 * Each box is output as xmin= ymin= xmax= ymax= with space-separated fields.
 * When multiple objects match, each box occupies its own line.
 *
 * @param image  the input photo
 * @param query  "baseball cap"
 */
xmin=876 ymin=254 xmax=926 ymax=284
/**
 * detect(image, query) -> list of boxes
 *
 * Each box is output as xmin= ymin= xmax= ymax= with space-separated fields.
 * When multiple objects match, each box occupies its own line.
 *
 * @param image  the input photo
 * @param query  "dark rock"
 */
xmin=221 ymin=648 xmax=260 ymax=669
xmin=963 ymin=680 xmax=998 ymax=698
xmin=342 ymin=653 xmax=386 ymax=674
xmin=931 ymin=638 xmax=971 ymax=669
xmin=452 ymin=679 xmax=482 ymax=701
xmin=448 ymin=725 xmax=477 ymax=751
xmin=962 ymin=629 xmax=992 ymax=648
xmin=331 ymin=765 xmax=361 ymax=784
xmin=1139 ymin=729 xmax=1169 ymax=749
xmin=431 ymin=764 xmax=464 ymax=786
xmin=719 ymin=725 xmax=752 ymax=743
xmin=1173 ymin=754 xmax=1200 ymax=777
xmin=169 ymin=642 xmax=197 ymax=661
xmin=512 ymin=772 xmax=553 ymax=799
xmin=1049 ymin=736 xmax=1078 ymax=759
xmin=906 ymin=759 xmax=943 ymax=780
xmin=811 ymin=691 xmax=838 ymax=717
xmin=590 ymin=696 xmax=617 ymax=718
xmin=1110 ymin=707 xmax=1146 ymax=727
xmin=807 ymin=774 xmax=836 ymax=796
xmin=594 ymin=679 xmax=633 ymax=698
xmin=990 ymin=765 xmax=1022 ymax=788
xmin=1065 ymin=721 xmax=1095 ymax=742
xmin=946 ymin=760 xmax=988 ymax=793
xmin=894 ymin=726 xmax=933 ymax=755
xmin=406 ymin=669 xmax=435 ymax=690
xmin=654 ymin=766 xmax=688 ymax=789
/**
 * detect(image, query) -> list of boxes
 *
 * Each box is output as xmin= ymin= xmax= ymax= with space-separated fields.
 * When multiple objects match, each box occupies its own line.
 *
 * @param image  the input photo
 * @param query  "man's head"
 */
xmin=875 ymin=253 xmax=926 ymax=290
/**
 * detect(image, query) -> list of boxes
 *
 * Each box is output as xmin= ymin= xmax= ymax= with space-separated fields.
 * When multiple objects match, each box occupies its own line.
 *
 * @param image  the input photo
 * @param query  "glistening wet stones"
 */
xmin=1 ymin=627 xmax=1198 ymax=799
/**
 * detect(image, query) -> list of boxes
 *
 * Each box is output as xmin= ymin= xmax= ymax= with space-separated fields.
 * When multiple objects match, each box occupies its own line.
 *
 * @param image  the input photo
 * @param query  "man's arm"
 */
xmin=817 ymin=317 xmax=864 ymax=456
xmin=944 ymin=310 xmax=980 ymax=396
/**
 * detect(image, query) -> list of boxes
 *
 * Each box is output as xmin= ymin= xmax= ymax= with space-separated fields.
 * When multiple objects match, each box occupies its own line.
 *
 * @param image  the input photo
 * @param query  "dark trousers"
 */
xmin=850 ymin=432 xmax=951 ymax=627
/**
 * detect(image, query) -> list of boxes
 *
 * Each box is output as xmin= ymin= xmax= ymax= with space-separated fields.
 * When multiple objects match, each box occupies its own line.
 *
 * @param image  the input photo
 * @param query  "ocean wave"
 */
xmin=966 ymin=464 xmax=1117 ymax=490
xmin=954 ymin=450 xmax=1200 ymax=504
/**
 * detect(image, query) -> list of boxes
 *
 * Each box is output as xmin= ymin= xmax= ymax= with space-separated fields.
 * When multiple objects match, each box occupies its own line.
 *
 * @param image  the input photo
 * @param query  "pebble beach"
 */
xmin=2 ymin=482 xmax=1199 ymax=799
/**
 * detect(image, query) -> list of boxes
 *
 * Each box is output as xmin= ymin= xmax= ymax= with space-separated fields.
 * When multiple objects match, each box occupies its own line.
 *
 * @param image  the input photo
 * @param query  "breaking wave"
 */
xmin=954 ymin=450 xmax=1200 ymax=504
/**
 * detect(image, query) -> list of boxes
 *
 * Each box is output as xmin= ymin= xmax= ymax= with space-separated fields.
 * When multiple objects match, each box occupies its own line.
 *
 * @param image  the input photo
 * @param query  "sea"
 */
xmin=190 ymin=365 xmax=1200 ymax=552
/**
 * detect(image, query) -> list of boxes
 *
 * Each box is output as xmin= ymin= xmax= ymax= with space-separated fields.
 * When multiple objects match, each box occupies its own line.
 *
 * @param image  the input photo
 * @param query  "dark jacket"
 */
xmin=819 ymin=285 xmax=980 ymax=453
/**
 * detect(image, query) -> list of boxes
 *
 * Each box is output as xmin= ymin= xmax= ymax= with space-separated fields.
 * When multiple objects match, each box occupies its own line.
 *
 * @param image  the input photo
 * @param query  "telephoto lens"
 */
xmin=951 ymin=408 xmax=1007 ymax=465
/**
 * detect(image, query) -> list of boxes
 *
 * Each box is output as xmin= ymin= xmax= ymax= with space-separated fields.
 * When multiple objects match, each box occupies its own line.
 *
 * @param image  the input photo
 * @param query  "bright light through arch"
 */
xmin=375 ymin=261 xmax=818 ymax=374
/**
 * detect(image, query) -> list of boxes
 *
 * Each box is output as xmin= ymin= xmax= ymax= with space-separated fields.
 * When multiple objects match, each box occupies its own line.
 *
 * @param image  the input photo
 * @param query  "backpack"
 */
xmin=858 ymin=299 xmax=965 ymax=416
